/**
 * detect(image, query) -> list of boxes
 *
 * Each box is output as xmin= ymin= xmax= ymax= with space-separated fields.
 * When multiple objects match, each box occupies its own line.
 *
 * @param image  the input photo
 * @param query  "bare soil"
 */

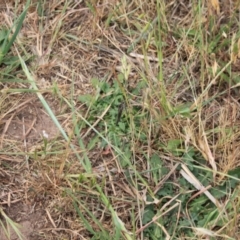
xmin=0 ymin=203 xmax=46 ymax=240
xmin=0 ymin=96 xmax=63 ymax=239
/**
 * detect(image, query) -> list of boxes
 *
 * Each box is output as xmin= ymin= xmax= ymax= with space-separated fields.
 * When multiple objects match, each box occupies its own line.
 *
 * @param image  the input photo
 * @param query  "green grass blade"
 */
xmin=0 ymin=0 xmax=30 ymax=64
xmin=0 ymin=208 xmax=24 ymax=240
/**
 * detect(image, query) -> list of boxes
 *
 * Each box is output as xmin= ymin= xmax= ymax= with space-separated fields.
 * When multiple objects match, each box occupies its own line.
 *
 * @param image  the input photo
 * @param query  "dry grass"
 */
xmin=1 ymin=0 xmax=240 ymax=239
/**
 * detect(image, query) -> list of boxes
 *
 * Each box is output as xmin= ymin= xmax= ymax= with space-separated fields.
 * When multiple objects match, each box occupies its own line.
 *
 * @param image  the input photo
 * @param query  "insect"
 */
xmin=116 ymin=102 xmax=126 ymax=124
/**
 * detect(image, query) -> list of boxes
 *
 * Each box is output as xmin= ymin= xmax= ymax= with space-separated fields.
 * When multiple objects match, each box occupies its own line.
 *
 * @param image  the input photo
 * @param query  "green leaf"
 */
xmin=228 ymin=167 xmax=240 ymax=178
xmin=91 ymin=77 xmax=100 ymax=87
xmin=143 ymin=205 xmax=155 ymax=225
xmin=166 ymin=139 xmax=183 ymax=156
xmin=173 ymin=103 xmax=192 ymax=117
xmin=78 ymin=94 xmax=95 ymax=106
xmin=118 ymin=122 xmax=126 ymax=131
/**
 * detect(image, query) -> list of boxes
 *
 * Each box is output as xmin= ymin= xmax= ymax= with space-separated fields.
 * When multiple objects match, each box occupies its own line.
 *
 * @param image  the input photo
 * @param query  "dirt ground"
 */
xmin=0 ymin=203 xmax=46 ymax=240
xmin=0 ymin=96 xmax=62 ymax=239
